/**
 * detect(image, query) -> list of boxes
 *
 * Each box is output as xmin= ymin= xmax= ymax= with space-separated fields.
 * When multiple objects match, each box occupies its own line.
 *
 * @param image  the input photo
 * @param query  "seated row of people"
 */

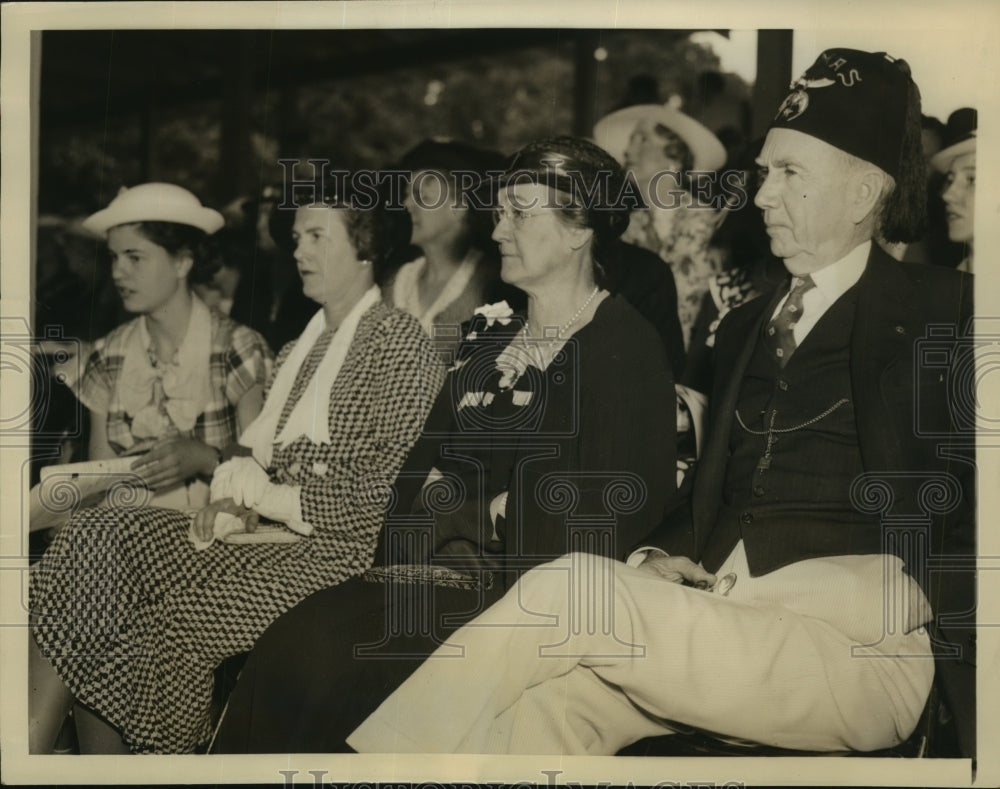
xmin=29 ymin=46 xmax=975 ymax=760
xmin=29 ymin=134 xmax=678 ymax=754
xmin=219 ymin=48 xmax=978 ymax=759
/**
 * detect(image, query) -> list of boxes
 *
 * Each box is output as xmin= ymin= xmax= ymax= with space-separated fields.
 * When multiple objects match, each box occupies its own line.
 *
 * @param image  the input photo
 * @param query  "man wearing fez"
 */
xmin=346 ymin=50 xmax=975 ymax=757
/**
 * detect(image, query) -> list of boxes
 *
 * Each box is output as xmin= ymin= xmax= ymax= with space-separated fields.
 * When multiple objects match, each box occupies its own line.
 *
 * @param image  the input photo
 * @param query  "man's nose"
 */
xmin=754 ymin=175 xmax=777 ymax=209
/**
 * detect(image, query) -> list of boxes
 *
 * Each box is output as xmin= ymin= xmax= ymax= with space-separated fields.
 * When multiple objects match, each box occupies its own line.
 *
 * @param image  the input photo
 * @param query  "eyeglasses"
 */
xmin=492 ymin=205 xmax=547 ymax=228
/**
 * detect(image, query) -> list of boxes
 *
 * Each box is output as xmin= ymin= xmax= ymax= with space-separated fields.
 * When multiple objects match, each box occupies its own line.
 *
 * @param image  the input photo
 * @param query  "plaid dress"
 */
xmin=75 ymin=306 xmax=272 ymax=453
xmin=30 ymin=301 xmax=444 ymax=753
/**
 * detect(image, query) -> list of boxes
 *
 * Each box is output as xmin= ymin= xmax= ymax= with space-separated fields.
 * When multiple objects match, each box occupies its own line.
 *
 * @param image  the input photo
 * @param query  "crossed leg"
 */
xmin=348 ymin=549 xmax=934 ymax=755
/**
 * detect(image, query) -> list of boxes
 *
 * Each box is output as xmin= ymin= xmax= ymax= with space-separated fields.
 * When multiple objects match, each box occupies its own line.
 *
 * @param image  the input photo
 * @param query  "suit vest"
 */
xmin=702 ymin=284 xmax=887 ymax=575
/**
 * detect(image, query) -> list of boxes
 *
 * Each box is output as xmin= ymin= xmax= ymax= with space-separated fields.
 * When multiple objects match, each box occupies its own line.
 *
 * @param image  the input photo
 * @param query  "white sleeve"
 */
xmin=625 ymin=545 xmax=670 ymax=568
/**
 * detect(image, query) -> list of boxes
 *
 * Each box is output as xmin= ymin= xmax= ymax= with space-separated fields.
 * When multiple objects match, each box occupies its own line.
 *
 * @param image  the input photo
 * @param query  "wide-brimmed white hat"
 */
xmin=593 ymin=103 xmax=727 ymax=171
xmin=82 ymin=182 xmax=225 ymax=236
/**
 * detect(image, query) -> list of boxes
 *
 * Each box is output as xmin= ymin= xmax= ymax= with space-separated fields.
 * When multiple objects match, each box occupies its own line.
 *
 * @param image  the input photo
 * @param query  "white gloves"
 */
xmin=252 ymin=484 xmax=311 ymax=535
xmin=211 ymin=456 xmax=267 ymax=503
xmin=210 ymin=456 xmax=312 ymax=536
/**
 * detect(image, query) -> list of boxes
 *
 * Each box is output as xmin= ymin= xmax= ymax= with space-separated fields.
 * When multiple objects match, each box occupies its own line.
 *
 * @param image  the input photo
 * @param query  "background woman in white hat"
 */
xmin=931 ymin=108 xmax=976 ymax=273
xmin=594 ymin=104 xmax=728 ymax=349
xmin=65 ymin=182 xmax=273 ymax=511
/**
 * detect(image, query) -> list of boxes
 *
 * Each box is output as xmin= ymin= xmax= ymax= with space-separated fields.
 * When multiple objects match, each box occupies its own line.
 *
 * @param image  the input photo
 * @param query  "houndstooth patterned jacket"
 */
xmin=266 ymin=300 xmax=447 ymax=551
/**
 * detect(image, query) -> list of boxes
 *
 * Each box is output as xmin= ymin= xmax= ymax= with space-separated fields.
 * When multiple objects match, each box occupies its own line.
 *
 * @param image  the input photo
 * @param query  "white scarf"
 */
xmin=238 ymin=286 xmax=380 ymax=466
xmin=393 ymin=254 xmax=479 ymax=334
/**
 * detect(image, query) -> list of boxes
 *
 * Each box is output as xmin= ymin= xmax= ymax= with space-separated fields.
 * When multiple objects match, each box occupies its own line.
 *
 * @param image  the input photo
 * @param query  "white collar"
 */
xmin=805 ymin=240 xmax=870 ymax=306
xmin=393 ymin=253 xmax=480 ymax=334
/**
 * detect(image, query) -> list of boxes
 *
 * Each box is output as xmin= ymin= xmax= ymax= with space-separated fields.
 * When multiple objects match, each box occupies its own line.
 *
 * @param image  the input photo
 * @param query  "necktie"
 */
xmin=766 ymin=275 xmax=815 ymax=366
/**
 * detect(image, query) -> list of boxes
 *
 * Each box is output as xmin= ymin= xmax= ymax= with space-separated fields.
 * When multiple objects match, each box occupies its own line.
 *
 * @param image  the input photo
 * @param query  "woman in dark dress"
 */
xmin=213 ymin=136 xmax=677 ymax=753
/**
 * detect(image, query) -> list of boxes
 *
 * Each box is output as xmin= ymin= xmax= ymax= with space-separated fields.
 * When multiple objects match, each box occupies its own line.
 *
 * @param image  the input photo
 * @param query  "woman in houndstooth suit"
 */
xmin=28 ymin=181 xmax=445 ymax=753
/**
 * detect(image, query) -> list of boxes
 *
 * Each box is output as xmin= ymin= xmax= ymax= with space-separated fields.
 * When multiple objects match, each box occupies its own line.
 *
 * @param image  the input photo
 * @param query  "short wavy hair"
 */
xmin=276 ymin=178 xmax=410 ymax=287
xmin=127 ymin=221 xmax=217 ymax=285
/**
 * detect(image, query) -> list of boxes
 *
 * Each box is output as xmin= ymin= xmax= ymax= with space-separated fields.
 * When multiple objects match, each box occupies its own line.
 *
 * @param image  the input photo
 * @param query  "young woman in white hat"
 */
xmin=70 ymin=182 xmax=273 ymax=510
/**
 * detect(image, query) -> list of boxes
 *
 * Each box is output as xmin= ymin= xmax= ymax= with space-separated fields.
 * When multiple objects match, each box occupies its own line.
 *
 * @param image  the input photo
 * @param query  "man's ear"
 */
xmin=851 ymin=168 xmax=888 ymax=225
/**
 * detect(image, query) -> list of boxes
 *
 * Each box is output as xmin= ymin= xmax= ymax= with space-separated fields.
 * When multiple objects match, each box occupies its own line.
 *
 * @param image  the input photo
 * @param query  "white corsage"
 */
xmin=473 ymin=300 xmax=514 ymax=328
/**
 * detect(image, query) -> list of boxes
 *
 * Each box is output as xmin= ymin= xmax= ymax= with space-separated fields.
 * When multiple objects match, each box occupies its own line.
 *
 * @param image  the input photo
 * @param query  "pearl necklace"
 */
xmin=520 ymin=285 xmax=601 ymax=346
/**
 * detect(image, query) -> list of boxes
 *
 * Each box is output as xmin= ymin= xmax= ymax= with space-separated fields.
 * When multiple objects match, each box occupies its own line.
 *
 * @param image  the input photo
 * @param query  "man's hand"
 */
xmin=192 ymin=497 xmax=259 ymax=542
xmin=637 ymin=554 xmax=717 ymax=588
xmin=131 ymin=437 xmax=217 ymax=490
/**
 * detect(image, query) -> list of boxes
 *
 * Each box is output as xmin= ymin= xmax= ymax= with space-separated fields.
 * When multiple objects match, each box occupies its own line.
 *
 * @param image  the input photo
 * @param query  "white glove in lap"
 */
xmin=209 ymin=456 xmax=311 ymax=535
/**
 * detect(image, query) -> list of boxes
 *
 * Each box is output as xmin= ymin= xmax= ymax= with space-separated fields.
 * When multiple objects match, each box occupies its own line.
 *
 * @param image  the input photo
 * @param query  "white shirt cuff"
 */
xmin=626 ymin=545 xmax=670 ymax=567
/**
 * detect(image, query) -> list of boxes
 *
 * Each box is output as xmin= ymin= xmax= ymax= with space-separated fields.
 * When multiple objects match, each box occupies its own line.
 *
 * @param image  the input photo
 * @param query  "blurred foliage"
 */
xmin=39 ymin=30 xmax=743 ymax=215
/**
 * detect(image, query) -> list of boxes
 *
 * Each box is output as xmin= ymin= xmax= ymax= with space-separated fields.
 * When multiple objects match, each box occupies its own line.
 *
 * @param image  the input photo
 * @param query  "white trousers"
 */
xmin=347 ymin=544 xmax=934 ymax=755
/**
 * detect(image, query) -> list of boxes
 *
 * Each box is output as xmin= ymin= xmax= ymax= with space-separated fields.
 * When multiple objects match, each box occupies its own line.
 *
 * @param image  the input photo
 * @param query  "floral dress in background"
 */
xmin=622 ymin=197 xmax=723 ymax=349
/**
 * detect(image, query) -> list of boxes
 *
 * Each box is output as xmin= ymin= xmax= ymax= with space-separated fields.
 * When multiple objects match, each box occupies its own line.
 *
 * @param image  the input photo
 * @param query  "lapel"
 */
xmin=849 ymin=245 xmax=917 ymax=472
xmin=690 ymin=245 xmax=919 ymax=552
xmin=691 ymin=286 xmax=785 ymax=542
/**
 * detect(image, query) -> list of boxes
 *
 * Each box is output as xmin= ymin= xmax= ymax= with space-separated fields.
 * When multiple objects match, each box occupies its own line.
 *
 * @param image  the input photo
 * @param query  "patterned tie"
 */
xmin=766 ymin=275 xmax=815 ymax=367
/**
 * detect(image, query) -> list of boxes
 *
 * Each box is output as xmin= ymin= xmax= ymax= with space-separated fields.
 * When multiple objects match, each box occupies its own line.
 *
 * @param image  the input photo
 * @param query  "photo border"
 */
xmin=2 ymin=1 xmax=998 ymax=785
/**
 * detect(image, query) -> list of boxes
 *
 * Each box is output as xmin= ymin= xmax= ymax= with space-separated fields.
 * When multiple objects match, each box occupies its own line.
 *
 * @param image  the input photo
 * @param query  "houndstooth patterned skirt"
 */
xmin=29 ymin=304 xmax=446 ymax=753
xmin=29 ymin=504 xmax=376 ymax=753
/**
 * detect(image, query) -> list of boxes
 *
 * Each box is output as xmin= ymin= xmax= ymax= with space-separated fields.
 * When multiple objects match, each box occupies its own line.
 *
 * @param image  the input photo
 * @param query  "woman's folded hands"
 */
xmin=209 ymin=455 xmax=312 ymax=536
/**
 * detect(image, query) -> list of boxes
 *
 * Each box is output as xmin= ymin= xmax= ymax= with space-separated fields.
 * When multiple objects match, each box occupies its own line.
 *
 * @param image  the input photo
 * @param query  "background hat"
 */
xmin=83 ymin=182 xmax=224 ymax=236
xmin=930 ymin=107 xmax=977 ymax=172
xmin=593 ymin=103 xmax=727 ymax=171
xmin=770 ymin=48 xmax=916 ymax=179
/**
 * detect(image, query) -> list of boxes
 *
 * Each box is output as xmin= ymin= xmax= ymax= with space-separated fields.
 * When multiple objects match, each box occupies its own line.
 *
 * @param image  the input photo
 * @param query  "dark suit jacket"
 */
xmin=652 ymin=244 xmax=976 ymax=755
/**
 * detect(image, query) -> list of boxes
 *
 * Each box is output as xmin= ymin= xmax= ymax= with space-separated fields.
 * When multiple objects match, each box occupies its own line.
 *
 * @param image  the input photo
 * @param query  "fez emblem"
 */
xmin=774 ymin=77 xmax=836 ymax=121
xmin=776 ymin=89 xmax=808 ymax=121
